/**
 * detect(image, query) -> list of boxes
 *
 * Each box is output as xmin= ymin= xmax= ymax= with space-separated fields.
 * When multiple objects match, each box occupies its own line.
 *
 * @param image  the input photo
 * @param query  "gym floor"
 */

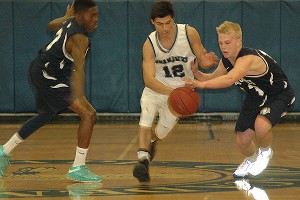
xmin=0 ymin=121 xmax=299 ymax=199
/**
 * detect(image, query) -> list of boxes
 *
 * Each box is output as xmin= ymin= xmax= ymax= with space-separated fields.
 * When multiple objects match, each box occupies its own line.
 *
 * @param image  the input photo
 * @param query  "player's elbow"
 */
xmin=143 ymin=75 xmax=155 ymax=88
xmin=144 ymin=79 xmax=153 ymax=88
xmin=48 ymin=23 xmax=56 ymax=31
xmin=223 ymin=81 xmax=234 ymax=88
xmin=200 ymin=65 xmax=212 ymax=70
xmin=48 ymin=21 xmax=60 ymax=31
xmin=223 ymin=76 xmax=235 ymax=87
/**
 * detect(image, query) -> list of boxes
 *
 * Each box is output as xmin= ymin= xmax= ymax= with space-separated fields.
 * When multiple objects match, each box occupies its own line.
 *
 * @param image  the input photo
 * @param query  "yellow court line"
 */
xmin=117 ymin=134 xmax=137 ymax=160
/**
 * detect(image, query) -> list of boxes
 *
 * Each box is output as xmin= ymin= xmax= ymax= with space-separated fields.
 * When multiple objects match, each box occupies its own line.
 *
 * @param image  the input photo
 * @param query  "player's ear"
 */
xmin=238 ymin=38 xmax=242 ymax=47
xmin=151 ymin=19 xmax=154 ymax=25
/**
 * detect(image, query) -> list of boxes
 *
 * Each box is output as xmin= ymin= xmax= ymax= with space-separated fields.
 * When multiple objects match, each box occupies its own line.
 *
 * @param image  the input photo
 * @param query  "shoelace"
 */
xmin=239 ymin=160 xmax=251 ymax=170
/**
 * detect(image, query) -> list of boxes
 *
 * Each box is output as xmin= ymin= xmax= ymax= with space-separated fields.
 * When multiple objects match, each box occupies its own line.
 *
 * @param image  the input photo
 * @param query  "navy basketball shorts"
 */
xmin=235 ymin=91 xmax=295 ymax=133
xmin=29 ymin=58 xmax=71 ymax=115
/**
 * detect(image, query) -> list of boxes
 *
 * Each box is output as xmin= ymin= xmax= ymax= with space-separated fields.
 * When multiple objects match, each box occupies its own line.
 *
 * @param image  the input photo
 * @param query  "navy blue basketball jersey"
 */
xmin=222 ymin=47 xmax=293 ymax=105
xmin=37 ymin=18 xmax=89 ymax=84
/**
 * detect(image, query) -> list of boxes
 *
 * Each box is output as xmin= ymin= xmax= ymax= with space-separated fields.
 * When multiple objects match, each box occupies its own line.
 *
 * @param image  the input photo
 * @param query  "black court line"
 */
xmin=207 ymin=123 xmax=215 ymax=140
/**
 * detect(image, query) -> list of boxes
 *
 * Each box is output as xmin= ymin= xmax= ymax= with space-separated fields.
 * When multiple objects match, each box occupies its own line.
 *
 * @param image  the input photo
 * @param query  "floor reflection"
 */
xmin=66 ymin=182 xmax=103 ymax=200
xmin=234 ymin=179 xmax=269 ymax=200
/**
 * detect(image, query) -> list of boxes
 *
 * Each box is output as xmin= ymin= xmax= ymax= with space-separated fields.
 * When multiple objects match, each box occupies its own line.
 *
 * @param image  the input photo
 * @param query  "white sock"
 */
xmin=73 ymin=147 xmax=88 ymax=167
xmin=151 ymin=139 xmax=157 ymax=143
xmin=246 ymin=152 xmax=257 ymax=163
xmin=3 ymin=133 xmax=24 ymax=155
xmin=259 ymin=146 xmax=271 ymax=152
xmin=137 ymin=151 xmax=150 ymax=162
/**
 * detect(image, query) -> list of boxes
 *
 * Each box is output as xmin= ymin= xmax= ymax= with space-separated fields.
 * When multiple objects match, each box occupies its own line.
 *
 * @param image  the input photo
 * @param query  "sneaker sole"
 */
xmin=66 ymin=175 xmax=103 ymax=183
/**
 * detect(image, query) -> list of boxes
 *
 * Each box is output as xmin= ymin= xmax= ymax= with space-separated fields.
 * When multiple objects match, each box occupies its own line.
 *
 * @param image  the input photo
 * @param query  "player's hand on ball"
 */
xmin=168 ymin=87 xmax=200 ymax=117
xmin=183 ymin=77 xmax=196 ymax=89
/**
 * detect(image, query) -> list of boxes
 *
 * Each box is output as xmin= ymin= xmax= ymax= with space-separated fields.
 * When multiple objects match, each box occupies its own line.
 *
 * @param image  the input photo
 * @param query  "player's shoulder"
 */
xmin=65 ymin=18 xmax=88 ymax=35
xmin=185 ymin=25 xmax=199 ymax=39
xmin=185 ymin=25 xmax=197 ymax=32
xmin=143 ymin=38 xmax=154 ymax=52
xmin=235 ymin=48 xmax=260 ymax=65
xmin=238 ymin=47 xmax=258 ymax=56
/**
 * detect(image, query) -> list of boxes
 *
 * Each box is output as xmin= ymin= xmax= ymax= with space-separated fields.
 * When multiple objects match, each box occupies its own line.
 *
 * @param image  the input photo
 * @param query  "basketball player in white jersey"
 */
xmin=133 ymin=0 xmax=218 ymax=183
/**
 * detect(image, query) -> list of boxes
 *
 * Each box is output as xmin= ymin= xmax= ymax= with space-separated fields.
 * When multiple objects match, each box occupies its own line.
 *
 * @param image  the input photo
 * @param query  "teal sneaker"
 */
xmin=66 ymin=165 xmax=102 ymax=183
xmin=0 ymin=146 xmax=9 ymax=177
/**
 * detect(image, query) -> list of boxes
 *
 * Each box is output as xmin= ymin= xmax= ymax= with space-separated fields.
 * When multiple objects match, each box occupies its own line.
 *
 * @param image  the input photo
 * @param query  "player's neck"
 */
xmin=229 ymin=46 xmax=243 ymax=65
xmin=158 ymin=25 xmax=176 ymax=49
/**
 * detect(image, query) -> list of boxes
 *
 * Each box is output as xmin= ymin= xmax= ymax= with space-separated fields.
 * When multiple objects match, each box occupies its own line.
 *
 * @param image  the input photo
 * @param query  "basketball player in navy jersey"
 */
xmin=0 ymin=0 xmax=102 ymax=182
xmin=133 ymin=0 xmax=218 ymax=183
xmin=184 ymin=21 xmax=295 ymax=178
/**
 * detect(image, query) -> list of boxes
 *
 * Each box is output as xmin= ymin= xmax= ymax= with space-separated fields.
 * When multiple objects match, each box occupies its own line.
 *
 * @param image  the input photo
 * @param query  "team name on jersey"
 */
xmin=156 ymin=56 xmax=188 ymax=64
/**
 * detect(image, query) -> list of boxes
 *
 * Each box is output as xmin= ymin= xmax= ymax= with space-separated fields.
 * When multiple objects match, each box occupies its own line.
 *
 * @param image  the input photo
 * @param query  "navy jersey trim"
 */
xmin=185 ymin=24 xmax=196 ymax=57
xmin=147 ymin=36 xmax=156 ymax=58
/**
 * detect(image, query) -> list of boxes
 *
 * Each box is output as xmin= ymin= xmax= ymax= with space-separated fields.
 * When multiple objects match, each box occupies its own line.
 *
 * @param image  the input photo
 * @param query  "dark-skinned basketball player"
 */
xmin=0 ymin=0 xmax=102 ymax=182
xmin=132 ymin=0 xmax=218 ymax=183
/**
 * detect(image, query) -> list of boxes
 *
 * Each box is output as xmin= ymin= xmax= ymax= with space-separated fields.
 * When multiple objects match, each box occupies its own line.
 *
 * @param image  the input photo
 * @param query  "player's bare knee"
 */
xmin=79 ymin=109 xmax=96 ymax=123
xmin=236 ymin=131 xmax=252 ymax=147
xmin=255 ymin=115 xmax=272 ymax=136
xmin=91 ymin=110 xmax=97 ymax=124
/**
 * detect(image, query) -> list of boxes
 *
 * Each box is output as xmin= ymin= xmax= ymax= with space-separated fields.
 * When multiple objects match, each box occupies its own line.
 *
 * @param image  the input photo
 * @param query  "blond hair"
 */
xmin=216 ymin=21 xmax=242 ymax=39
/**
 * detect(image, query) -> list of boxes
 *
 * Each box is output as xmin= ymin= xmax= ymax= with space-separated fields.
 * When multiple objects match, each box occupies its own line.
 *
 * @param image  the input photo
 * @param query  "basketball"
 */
xmin=168 ymin=86 xmax=200 ymax=117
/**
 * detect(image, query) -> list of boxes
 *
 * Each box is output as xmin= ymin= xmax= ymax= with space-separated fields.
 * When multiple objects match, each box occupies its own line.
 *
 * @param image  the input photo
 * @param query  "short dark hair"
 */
xmin=150 ymin=0 xmax=174 ymax=20
xmin=74 ymin=0 xmax=97 ymax=14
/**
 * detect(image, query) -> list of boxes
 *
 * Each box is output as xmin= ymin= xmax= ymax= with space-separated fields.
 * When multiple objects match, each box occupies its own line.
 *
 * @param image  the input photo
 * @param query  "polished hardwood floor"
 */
xmin=0 ymin=121 xmax=299 ymax=200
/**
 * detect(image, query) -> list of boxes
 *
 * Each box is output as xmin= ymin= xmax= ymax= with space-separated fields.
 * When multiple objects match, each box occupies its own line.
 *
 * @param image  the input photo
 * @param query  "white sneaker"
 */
xmin=249 ymin=148 xmax=273 ymax=176
xmin=233 ymin=159 xmax=254 ymax=178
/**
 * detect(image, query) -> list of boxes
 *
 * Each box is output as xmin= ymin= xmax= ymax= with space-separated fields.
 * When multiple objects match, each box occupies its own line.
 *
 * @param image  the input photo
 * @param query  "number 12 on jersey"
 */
xmin=163 ymin=64 xmax=185 ymax=78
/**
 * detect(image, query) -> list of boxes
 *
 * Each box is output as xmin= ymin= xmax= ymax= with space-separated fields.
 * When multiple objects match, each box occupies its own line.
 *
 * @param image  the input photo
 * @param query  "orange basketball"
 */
xmin=168 ymin=86 xmax=200 ymax=117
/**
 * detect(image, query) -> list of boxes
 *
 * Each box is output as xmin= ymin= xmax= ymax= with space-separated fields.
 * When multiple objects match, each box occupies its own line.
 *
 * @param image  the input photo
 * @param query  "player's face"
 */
xmin=80 ymin=6 xmax=99 ymax=32
xmin=218 ymin=32 xmax=242 ymax=59
xmin=151 ymin=16 xmax=175 ymax=38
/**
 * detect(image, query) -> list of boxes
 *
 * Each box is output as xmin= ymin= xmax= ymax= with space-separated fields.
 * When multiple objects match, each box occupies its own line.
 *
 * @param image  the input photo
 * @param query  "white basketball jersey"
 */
xmin=148 ymin=24 xmax=196 ymax=88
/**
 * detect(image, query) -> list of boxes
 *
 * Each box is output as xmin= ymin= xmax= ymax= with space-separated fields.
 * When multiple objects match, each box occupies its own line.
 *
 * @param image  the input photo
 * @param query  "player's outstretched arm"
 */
xmin=188 ymin=26 xmax=218 ymax=70
xmin=191 ymin=58 xmax=227 ymax=82
xmin=48 ymin=2 xmax=75 ymax=31
xmin=185 ymin=56 xmax=251 ymax=89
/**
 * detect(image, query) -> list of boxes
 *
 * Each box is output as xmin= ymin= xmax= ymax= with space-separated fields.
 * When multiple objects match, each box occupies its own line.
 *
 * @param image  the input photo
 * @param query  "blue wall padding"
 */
xmin=0 ymin=0 xmax=299 ymax=113
xmin=0 ymin=2 xmax=14 ymax=112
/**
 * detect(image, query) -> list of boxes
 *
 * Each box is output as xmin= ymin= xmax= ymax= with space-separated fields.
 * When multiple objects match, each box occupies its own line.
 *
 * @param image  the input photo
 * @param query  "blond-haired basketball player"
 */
xmin=184 ymin=21 xmax=295 ymax=178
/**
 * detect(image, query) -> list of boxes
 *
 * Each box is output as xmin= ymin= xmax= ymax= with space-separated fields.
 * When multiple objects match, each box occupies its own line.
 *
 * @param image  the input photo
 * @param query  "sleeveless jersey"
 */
xmin=148 ymin=24 xmax=196 ymax=88
xmin=222 ymin=47 xmax=294 ymax=106
xmin=37 ymin=18 xmax=89 ymax=86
